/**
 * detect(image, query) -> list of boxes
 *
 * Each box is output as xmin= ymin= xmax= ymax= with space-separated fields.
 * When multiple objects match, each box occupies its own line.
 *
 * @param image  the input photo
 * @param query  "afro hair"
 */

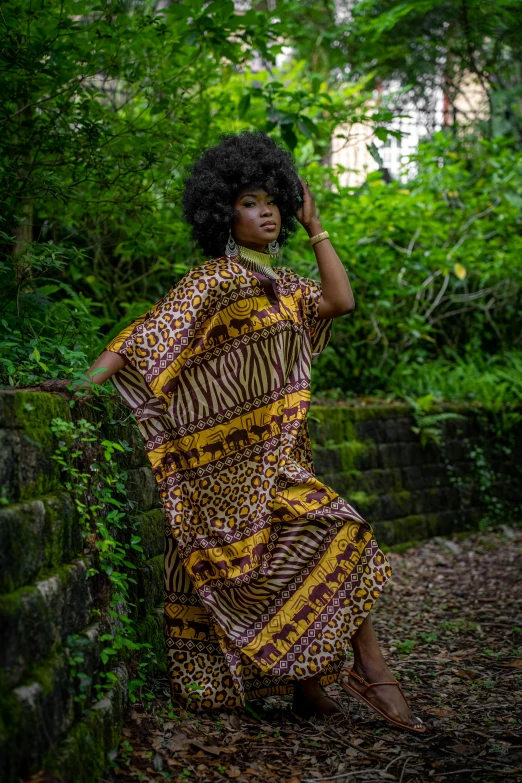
xmin=182 ymin=130 xmax=303 ymax=258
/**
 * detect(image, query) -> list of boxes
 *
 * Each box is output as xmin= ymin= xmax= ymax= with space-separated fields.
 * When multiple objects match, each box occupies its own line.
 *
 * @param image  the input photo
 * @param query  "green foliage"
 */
xmin=0 ymin=0 xmax=520 ymax=409
xmin=297 ymin=132 xmax=522 ymax=397
xmin=0 ymin=0 xmax=396 ymax=387
xmin=1 ymin=0 xmax=276 ymax=380
xmin=395 ymin=639 xmax=415 ymax=654
xmin=406 ymin=393 xmax=465 ymax=447
xmin=404 ymin=387 xmax=522 ymax=532
xmin=51 ymin=414 xmax=155 ymax=704
xmin=388 ymin=351 xmax=522 ymax=408
xmin=343 ymin=0 xmax=522 ymax=139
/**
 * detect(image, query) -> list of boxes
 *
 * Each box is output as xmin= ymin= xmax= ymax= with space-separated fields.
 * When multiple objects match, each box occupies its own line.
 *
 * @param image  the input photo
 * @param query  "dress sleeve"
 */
xmin=298 ymin=275 xmax=334 ymax=359
xmin=104 ymin=306 xmax=165 ymax=421
xmin=103 ymin=267 xmax=204 ymax=420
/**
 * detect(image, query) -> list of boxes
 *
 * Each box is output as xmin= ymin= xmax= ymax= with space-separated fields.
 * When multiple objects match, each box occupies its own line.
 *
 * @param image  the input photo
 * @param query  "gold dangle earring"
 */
xmin=225 ymin=229 xmax=239 ymax=259
xmin=267 ymin=238 xmax=280 ymax=259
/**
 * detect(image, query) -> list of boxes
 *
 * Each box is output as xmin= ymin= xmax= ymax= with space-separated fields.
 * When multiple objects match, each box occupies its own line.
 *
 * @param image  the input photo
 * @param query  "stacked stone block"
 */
xmin=309 ymin=402 xmax=520 ymax=547
xmin=0 ymin=390 xmax=165 ymax=783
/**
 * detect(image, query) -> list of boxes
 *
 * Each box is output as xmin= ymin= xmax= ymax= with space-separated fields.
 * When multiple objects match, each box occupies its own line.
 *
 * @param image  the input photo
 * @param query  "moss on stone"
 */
xmin=315 ymin=439 xmax=372 ymax=471
xmin=389 ymin=489 xmax=412 ymax=516
xmin=373 ymin=511 xmax=456 ymax=546
xmin=11 ymin=392 xmax=72 ymax=502
xmin=45 ymin=546 xmax=80 ymax=588
xmin=133 ymin=508 xmax=165 ymax=560
xmin=41 ymin=493 xmax=79 ymax=568
xmin=347 ymin=490 xmax=377 ymax=512
xmin=0 ymin=584 xmax=45 ymax=688
xmin=308 ymin=406 xmax=357 ymax=444
xmin=44 ymin=711 xmax=106 ymax=783
xmin=309 ymin=404 xmax=412 ymax=446
xmin=339 ymin=440 xmax=375 ymax=471
xmin=0 ymin=683 xmax=24 ymax=738
xmin=353 ymin=404 xmax=411 ymax=421
xmin=0 ymin=392 xmax=134 ymax=781
xmin=0 ymin=500 xmax=47 ymax=593
xmin=394 ymin=514 xmax=430 ymax=543
xmin=43 ymin=663 xmax=128 ymax=783
xmin=12 ymin=392 xmax=71 ymax=445
xmin=138 ymin=555 xmax=164 ymax=617
xmin=0 ymin=641 xmax=71 ymax=778
xmin=426 ymin=512 xmax=441 ymax=538
xmin=0 ymin=583 xmax=36 ymax=615
xmin=126 ymin=466 xmax=161 ymax=512
xmin=316 ymin=469 xmax=362 ymax=494
xmin=381 ymin=539 xmax=423 ymax=554
xmin=134 ymin=609 xmax=167 ymax=674
xmin=0 ymin=493 xmax=81 ymax=594
xmin=18 ymin=475 xmax=50 ymax=505
xmin=381 ymin=519 xmax=497 ymax=554
xmin=1 ymin=560 xmax=95 ymax=694
xmin=26 ymin=645 xmax=67 ymax=697
xmin=319 ymin=468 xmax=405 ymax=500
xmin=0 ymin=639 xmax=127 ymax=781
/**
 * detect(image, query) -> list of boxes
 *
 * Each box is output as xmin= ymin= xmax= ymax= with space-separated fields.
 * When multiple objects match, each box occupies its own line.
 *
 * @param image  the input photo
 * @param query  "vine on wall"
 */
xmin=465 ymin=404 xmax=522 ymax=530
xmin=408 ymin=394 xmax=522 ymax=531
xmin=51 ymin=414 xmax=156 ymax=705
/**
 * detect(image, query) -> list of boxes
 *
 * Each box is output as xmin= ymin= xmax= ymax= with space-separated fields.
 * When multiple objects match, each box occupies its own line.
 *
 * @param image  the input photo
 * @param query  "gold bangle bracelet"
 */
xmin=310 ymin=230 xmax=329 ymax=246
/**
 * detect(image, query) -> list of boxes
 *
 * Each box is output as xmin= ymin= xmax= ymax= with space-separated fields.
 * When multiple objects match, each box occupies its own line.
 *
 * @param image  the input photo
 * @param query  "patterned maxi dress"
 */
xmin=105 ymin=256 xmax=392 ymax=711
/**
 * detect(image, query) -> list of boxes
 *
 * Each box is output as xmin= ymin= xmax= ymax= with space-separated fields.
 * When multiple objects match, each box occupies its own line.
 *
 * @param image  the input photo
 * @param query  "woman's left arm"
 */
xmin=296 ymin=177 xmax=355 ymax=319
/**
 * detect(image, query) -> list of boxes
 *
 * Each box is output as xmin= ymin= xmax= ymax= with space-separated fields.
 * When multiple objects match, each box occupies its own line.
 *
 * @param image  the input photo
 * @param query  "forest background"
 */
xmin=1 ymin=0 xmax=522 ymax=405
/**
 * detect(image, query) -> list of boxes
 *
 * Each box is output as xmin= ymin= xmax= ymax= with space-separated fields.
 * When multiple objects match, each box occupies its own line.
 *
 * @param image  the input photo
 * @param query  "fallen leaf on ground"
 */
xmin=427 ymin=707 xmax=457 ymax=718
xmin=189 ymin=741 xmax=222 ymax=755
xmin=453 ymin=668 xmax=479 ymax=679
xmin=168 ymin=732 xmax=191 ymax=752
xmin=229 ymin=714 xmax=242 ymax=729
xmin=449 ymin=743 xmax=479 ymax=756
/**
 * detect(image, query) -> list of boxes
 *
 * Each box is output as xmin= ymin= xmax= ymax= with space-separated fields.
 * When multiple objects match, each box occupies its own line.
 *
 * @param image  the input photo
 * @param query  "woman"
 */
xmin=75 ymin=131 xmax=425 ymax=731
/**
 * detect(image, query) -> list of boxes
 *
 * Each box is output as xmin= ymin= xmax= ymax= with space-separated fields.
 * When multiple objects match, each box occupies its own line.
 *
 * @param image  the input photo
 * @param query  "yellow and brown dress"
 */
xmin=105 ymin=256 xmax=392 ymax=711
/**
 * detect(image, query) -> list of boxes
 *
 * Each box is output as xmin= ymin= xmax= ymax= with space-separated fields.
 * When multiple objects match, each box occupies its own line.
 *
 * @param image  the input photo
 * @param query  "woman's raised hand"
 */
xmin=296 ymin=176 xmax=322 ymax=236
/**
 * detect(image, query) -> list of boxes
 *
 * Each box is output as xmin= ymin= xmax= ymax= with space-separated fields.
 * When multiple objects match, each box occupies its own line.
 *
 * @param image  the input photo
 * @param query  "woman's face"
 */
xmin=231 ymin=187 xmax=281 ymax=252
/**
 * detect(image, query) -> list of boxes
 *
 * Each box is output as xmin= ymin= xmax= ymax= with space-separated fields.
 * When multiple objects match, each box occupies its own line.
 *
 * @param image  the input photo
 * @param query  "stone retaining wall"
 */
xmin=1 ymin=390 xmax=520 ymax=782
xmin=0 ymin=389 xmax=165 ymax=783
xmin=309 ymin=401 xmax=521 ymax=546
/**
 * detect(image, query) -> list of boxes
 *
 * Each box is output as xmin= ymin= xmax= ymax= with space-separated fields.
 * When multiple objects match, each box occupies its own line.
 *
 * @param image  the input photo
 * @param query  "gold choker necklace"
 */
xmin=236 ymin=244 xmax=279 ymax=280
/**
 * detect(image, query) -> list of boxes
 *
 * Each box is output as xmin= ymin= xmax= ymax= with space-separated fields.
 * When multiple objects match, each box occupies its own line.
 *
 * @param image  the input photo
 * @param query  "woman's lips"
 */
xmin=261 ymin=223 xmax=277 ymax=229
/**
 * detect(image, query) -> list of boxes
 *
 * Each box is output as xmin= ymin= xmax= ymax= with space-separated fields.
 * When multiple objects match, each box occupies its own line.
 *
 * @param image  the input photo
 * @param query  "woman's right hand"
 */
xmin=40 ymin=378 xmax=94 ymax=400
xmin=39 ymin=352 xmax=127 ymax=399
xmin=40 ymin=378 xmax=78 ymax=392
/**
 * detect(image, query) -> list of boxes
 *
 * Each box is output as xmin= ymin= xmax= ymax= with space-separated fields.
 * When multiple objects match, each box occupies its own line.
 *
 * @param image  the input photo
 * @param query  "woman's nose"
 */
xmin=260 ymin=203 xmax=272 ymax=215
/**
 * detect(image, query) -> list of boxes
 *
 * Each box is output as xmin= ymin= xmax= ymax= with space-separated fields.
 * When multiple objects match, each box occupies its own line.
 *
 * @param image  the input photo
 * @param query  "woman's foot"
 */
xmin=348 ymin=614 xmax=425 ymax=732
xmin=345 ymin=658 xmax=425 ymax=732
xmin=293 ymin=676 xmax=343 ymax=719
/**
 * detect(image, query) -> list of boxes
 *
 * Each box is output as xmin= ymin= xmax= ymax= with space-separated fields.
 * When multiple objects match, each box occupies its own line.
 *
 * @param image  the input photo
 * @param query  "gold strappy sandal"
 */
xmin=341 ymin=668 xmax=427 ymax=734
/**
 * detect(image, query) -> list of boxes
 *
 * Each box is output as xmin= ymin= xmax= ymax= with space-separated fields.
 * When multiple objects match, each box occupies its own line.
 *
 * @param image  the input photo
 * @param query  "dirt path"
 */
xmin=107 ymin=526 xmax=522 ymax=783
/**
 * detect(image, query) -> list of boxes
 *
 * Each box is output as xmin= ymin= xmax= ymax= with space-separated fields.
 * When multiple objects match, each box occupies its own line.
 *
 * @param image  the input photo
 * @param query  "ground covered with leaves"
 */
xmin=107 ymin=526 xmax=522 ymax=783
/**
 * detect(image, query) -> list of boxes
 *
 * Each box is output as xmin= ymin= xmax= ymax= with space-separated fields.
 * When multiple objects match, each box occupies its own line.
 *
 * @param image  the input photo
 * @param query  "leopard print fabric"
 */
xmin=106 ymin=257 xmax=392 ymax=710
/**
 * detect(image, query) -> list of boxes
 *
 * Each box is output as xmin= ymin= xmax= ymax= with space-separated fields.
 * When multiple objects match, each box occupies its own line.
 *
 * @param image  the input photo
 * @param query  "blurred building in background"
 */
xmin=331 ymin=74 xmax=488 ymax=187
xmin=233 ymin=0 xmax=488 ymax=186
